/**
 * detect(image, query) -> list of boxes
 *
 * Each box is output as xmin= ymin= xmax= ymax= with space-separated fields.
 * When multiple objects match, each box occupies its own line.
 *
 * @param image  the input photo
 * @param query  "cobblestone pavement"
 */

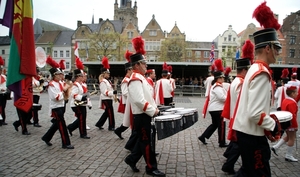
xmin=0 ymin=93 xmax=300 ymax=177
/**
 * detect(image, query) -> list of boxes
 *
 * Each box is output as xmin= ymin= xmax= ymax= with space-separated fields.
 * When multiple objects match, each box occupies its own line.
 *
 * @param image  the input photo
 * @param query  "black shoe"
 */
xmin=155 ymin=153 xmax=159 ymax=156
xmin=146 ymin=169 xmax=166 ymax=177
xmin=198 ymin=136 xmax=207 ymax=145
xmin=108 ymin=128 xmax=115 ymax=131
xmin=41 ymin=138 xmax=52 ymax=146
xmin=80 ymin=135 xmax=90 ymax=139
xmin=22 ymin=132 xmax=31 ymax=135
xmin=271 ymin=147 xmax=278 ymax=156
xmin=222 ymin=168 xmax=236 ymax=175
xmin=67 ymin=127 xmax=73 ymax=136
xmin=124 ymin=158 xmax=140 ymax=172
xmin=62 ymin=145 xmax=74 ymax=149
xmin=27 ymin=121 xmax=33 ymax=125
xmin=95 ymin=125 xmax=104 ymax=130
xmin=33 ymin=124 xmax=42 ymax=127
xmin=13 ymin=122 xmax=18 ymax=132
xmin=2 ymin=122 xmax=7 ymax=125
xmin=219 ymin=144 xmax=229 ymax=148
xmin=114 ymin=129 xmax=124 ymax=139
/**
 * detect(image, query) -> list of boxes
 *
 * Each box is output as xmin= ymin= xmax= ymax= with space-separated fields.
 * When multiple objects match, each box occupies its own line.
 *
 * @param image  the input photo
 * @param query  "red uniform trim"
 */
xmin=257 ymin=112 xmax=266 ymax=126
xmin=143 ymin=102 xmax=149 ymax=112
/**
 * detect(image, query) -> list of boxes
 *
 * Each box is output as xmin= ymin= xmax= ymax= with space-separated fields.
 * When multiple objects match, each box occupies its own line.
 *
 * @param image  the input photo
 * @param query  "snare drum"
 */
xmin=181 ymin=108 xmax=198 ymax=124
xmin=32 ymin=103 xmax=42 ymax=110
xmin=270 ymin=111 xmax=292 ymax=130
xmin=155 ymin=114 xmax=182 ymax=140
xmin=175 ymin=109 xmax=194 ymax=130
xmin=157 ymin=105 xmax=172 ymax=112
xmin=165 ymin=107 xmax=184 ymax=112
xmin=160 ymin=111 xmax=175 ymax=115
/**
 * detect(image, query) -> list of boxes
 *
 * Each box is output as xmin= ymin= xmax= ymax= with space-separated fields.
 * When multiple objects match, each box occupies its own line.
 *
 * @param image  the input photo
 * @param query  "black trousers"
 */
xmin=164 ymin=97 xmax=172 ymax=107
xmin=96 ymin=100 xmax=115 ymax=129
xmin=32 ymin=95 xmax=40 ymax=124
xmin=0 ymin=93 xmax=7 ymax=123
xmin=125 ymin=128 xmax=138 ymax=151
xmin=14 ymin=108 xmax=31 ymax=133
xmin=234 ymin=131 xmax=271 ymax=177
xmin=42 ymin=107 xmax=71 ymax=146
xmin=126 ymin=113 xmax=158 ymax=172
xmin=68 ymin=106 xmax=87 ymax=136
xmin=201 ymin=110 xmax=226 ymax=145
xmin=222 ymin=141 xmax=240 ymax=171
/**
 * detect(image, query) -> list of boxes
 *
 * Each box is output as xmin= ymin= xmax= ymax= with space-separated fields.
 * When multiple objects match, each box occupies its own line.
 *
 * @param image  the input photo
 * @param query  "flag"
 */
xmin=6 ymin=0 xmax=36 ymax=112
xmin=0 ymin=0 xmax=14 ymax=35
xmin=209 ymin=42 xmax=215 ymax=62
xmin=235 ymin=47 xmax=240 ymax=60
xmin=74 ymin=41 xmax=80 ymax=60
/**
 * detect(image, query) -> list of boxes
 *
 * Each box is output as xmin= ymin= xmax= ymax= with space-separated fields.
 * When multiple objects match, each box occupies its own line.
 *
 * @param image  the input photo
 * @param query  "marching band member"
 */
xmin=167 ymin=65 xmax=176 ymax=103
xmin=95 ymin=56 xmax=117 ymax=131
xmin=31 ymin=67 xmax=44 ymax=127
xmin=67 ymin=58 xmax=90 ymax=139
xmin=114 ymin=54 xmax=133 ymax=139
xmin=82 ymin=72 xmax=92 ymax=130
xmin=221 ymin=39 xmax=254 ymax=175
xmin=146 ymin=69 xmax=156 ymax=99
xmin=0 ymin=56 xmax=8 ymax=126
xmin=155 ymin=62 xmax=173 ymax=106
xmin=124 ymin=36 xmax=165 ymax=176
xmin=272 ymin=83 xmax=298 ymax=162
xmin=232 ymin=2 xmax=281 ymax=175
xmin=41 ymin=56 xmax=73 ymax=149
xmin=274 ymin=69 xmax=289 ymax=111
xmin=198 ymin=59 xmax=227 ymax=148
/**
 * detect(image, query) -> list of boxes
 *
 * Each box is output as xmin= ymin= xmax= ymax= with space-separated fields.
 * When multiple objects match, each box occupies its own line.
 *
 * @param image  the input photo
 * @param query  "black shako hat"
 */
xmin=124 ymin=62 xmax=132 ymax=70
xmin=253 ymin=28 xmax=282 ymax=50
xmin=236 ymin=58 xmax=251 ymax=69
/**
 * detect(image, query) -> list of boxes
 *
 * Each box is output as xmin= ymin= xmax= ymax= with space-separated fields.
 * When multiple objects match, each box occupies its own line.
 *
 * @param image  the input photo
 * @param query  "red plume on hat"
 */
xmin=224 ymin=67 xmax=232 ymax=76
xmin=213 ymin=59 xmax=224 ymax=72
xmin=59 ymin=59 xmax=65 ymax=70
xmin=242 ymin=40 xmax=255 ymax=64
xmin=125 ymin=50 xmax=133 ymax=62
xmin=46 ymin=55 xmax=59 ymax=68
xmin=292 ymin=67 xmax=297 ymax=73
xmin=168 ymin=65 xmax=173 ymax=73
xmin=102 ymin=56 xmax=110 ymax=69
xmin=75 ymin=58 xmax=84 ymax=70
xmin=162 ymin=62 xmax=168 ymax=71
xmin=252 ymin=1 xmax=281 ymax=30
xmin=132 ymin=36 xmax=146 ymax=55
xmin=281 ymin=68 xmax=289 ymax=79
xmin=210 ymin=64 xmax=215 ymax=72
xmin=0 ymin=56 xmax=4 ymax=66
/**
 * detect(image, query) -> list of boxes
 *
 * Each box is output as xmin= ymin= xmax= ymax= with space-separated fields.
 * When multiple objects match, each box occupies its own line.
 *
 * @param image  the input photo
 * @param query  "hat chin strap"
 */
xmin=270 ymin=45 xmax=278 ymax=64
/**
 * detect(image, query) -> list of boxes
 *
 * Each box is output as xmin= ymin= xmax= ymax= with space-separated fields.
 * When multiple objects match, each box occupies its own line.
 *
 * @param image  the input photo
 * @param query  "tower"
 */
xmin=114 ymin=0 xmax=138 ymax=29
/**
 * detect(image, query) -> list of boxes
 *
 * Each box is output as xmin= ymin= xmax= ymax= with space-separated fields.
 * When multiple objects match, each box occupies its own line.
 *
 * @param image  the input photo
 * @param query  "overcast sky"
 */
xmin=0 ymin=0 xmax=299 ymax=41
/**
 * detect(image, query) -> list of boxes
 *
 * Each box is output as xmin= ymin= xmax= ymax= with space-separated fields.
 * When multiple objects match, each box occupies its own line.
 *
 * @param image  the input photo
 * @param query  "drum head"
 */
xmin=270 ymin=111 xmax=292 ymax=122
xmin=155 ymin=114 xmax=182 ymax=121
xmin=166 ymin=107 xmax=185 ymax=112
xmin=160 ymin=111 xmax=175 ymax=115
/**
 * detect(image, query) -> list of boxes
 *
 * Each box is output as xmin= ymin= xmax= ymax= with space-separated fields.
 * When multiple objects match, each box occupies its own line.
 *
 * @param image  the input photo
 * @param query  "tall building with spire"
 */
xmin=114 ymin=0 xmax=138 ymax=30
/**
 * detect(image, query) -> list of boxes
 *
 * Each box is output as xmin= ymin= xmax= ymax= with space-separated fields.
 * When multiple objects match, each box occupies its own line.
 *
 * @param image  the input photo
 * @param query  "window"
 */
xmin=195 ymin=51 xmax=201 ymax=58
xmin=60 ymin=51 xmax=64 ymax=57
xmin=186 ymin=59 xmax=192 ymax=62
xmin=104 ymin=27 xmax=110 ymax=34
xmin=1 ymin=50 xmax=4 ymax=55
xmin=224 ymin=37 xmax=227 ymax=41
xmin=204 ymin=51 xmax=210 ymax=58
xmin=54 ymin=51 xmax=57 ymax=57
xmin=228 ymin=35 xmax=232 ymax=41
xmin=66 ymin=50 xmax=70 ymax=57
xmin=289 ymin=49 xmax=295 ymax=57
xmin=127 ymin=31 xmax=133 ymax=39
xmin=290 ymin=36 xmax=296 ymax=45
xmin=66 ymin=62 xmax=70 ymax=69
xmin=46 ymin=47 xmax=51 ymax=55
xmin=233 ymin=38 xmax=236 ymax=42
xmin=196 ymin=59 xmax=200 ymax=62
xmin=149 ymin=30 xmax=157 ymax=36
xmin=186 ymin=51 xmax=192 ymax=57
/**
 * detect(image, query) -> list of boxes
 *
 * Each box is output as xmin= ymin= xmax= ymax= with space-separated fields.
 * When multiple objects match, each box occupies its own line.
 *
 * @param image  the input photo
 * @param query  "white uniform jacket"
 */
xmin=274 ymin=86 xmax=287 ymax=109
xmin=32 ymin=77 xmax=41 ymax=96
xmin=232 ymin=62 xmax=276 ymax=136
xmin=0 ymin=74 xmax=7 ymax=94
xmin=155 ymin=78 xmax=173 ymax=105
xmin=70 ymin=81 xmax=85 ymax=107
xmin=98 ymin=79 xmax=114 ymax=109
xmin=207 ymin=82 xmax=227 ymax=112
xmin=205 ymin=76 xmax=214 ymax=97
xmin=128 ymin=72 xmax=157 ymax=117
xmin=48 ymin=80 xmax=65 ymax=109
xmin=121 ymin=76 xmax=130 ymax=104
